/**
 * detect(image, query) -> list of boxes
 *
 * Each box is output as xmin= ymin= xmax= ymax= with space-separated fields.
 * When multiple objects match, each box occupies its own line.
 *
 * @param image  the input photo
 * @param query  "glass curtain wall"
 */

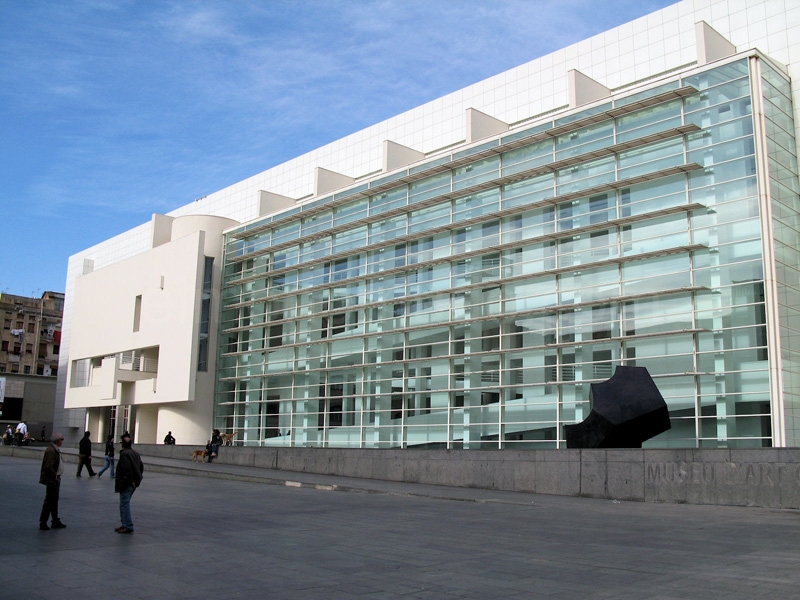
xmin=216 ymin=55 xmax=795 ymax=449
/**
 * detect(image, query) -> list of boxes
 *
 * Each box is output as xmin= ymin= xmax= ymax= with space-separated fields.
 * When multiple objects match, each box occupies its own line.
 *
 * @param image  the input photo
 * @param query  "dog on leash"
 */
xmin=191 ymin=449 xmax=207 ymax=462
xmin=220 ymin=431 xmax=237 ymax=446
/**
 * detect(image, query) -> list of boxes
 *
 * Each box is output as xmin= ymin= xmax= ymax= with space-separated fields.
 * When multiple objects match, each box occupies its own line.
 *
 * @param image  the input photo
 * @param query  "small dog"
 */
xmin=191 ymin=450 xmax=207 ymax=462
xmin=221 ymin=431 xmax=237 ymax=446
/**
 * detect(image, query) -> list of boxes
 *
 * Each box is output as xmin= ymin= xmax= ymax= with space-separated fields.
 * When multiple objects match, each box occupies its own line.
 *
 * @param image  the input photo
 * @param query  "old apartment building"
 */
xmin=0 ymin=291 xmax=63 ymax=431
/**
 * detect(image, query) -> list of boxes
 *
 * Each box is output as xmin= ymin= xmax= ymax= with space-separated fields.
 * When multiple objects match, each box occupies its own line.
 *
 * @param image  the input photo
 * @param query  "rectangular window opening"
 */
xmin=133 ymin=295 xmax=142 ymax=332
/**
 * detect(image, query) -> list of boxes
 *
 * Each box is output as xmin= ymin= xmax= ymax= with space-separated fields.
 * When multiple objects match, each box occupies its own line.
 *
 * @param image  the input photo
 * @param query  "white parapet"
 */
xmin=465 ymin=108 xmax=509 ymax=143
xmin=695 ymin=20 xmax=736 ymax=66
xmin=568 ymin=69 xmax=610 ymax=109
xmin=315 ymin=167 xmax=355 ymax=196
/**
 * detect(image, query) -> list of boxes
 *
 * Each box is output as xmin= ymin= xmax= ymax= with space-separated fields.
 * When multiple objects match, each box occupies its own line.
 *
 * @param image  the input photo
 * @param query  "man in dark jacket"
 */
xmin=39 ymin=433 xmax=67 ymax=530
xmin=208 ymin=429 xmax=222 ymax=463
xmin=114 ymin=431 xmax=143 ymax=534
xmin=76 ymin=431 xmax=96 ymax=477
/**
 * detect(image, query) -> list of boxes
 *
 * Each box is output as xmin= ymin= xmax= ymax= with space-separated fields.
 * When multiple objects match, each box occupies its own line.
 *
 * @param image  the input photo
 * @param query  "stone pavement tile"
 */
xmin=3 ymin=455 xmax=800 ymax=599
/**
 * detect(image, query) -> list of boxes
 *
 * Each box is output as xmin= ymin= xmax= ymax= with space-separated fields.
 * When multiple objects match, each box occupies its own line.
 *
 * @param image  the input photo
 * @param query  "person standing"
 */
xmin=39 ymin=433 xmax=67 ymax=530
xmin=115 ymin=431 xmax=143 ymax=534
xmin=76 ymin=431 xmax=96 ymax=477
xmin=97 ymin=434 xmax=115 ymax=478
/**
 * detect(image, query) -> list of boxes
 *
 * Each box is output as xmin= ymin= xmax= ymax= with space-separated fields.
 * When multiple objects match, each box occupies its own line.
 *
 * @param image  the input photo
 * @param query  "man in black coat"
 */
xmin=115 ymin=431 xmax=143 ymax=534
xmin=76 ymin=430 xmax=96 ymax=477
xmin=39 ymin=433 xmax=67 ymax=530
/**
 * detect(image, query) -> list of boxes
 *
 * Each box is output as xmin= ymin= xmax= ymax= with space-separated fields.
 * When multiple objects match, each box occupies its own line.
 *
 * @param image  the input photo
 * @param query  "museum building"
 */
xmin=59 ymin=0 xmax=800 ymax=450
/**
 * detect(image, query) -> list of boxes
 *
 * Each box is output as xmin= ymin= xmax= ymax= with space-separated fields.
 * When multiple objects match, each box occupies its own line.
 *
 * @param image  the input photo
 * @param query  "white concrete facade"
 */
xmin=63 ymin=215 xmax=237 ymax=444
xmin=56 ymin=0 xmax=800 ymax=445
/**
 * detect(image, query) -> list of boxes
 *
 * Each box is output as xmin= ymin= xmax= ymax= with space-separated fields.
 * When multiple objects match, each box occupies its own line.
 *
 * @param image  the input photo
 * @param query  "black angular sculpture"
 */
xmin=564 ymin=366 xmax=670 ymax=448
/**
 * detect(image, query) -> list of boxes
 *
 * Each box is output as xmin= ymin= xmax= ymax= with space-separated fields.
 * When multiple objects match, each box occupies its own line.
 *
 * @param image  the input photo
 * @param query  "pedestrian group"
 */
xmin=3 ymin=421 xmax=33 ymax=446
xmin=38 ymin=430 xmax=144 ymax=534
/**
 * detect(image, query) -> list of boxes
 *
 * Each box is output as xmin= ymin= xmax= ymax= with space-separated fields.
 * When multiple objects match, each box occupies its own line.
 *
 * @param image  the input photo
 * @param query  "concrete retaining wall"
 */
xmin=136 ymin=445 xmax=800 ymax=509
xmin=5 ymin=444 xmax=799 ymax=509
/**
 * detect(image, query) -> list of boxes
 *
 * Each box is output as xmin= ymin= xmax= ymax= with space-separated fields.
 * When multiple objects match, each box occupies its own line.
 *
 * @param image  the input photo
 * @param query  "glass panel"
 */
xmin=681 ymin=59 xmax=749 ymax=90
xmin=409 ymin=171 xmax=450 ymax=204
xmin=301 ymin=211 xmax=332 ymax=236
xmin=557 ymin=192 xmax=615 ymax=231
xmin=502 ymin=138 xmax=553 ymax=177
xmin=503 ymin=276 xmax=557 ymax=312
xmin=369 ymin=215 xmax=407 ymax=244
xmin=619 ymin=174 xmax=687 ymax=217
xmin=271 ymin=246 xmax=299 ymax=270
xmin=334 ymin=198 xmax=368 ymax=226
xmin=452 ymin=221 xmax=499 ymax=254
xmin=620 ymin=213 xmax=689 ymax=256
xmin=558 ymin=265 xmax=619 ymax=303
xmin=272 ymin=222 xmax=300 ymax=246
xmin=453 ymin=156 xmax=499 ymax=191
xmin=407 ymin=233 xmax=450 ymax=264
xmin=622 ymin=254 xmax=691 ymax=295
xmin=368 ymin=243 xmax=406 ymax=274
xmin=557 ymin=156 xmax=615 ymax=195
xmin=332 ymin=226 xmax=367 ymax=253
xmin=617 ymin=137 xmax=683 ymax=180
xmin=685 ymin=97 xmax=752 ymax=128
xmin=299 ymin=237 xmax=331 ymax=262
xmin=556 ymin=119 xmax=613 ymax=159
xmin=501 ymin=205 xmax=555 ymax=243
xmin=623 ymin=294 xmax=693 ymax=335
xmin=502 ymin=172 xmax=554 ymax=209
xmin=409 ymin=202 xmax=451 ymax=234
xmin=452 ymin=189 xmax=500 ymax=222
xmin=614 ymin=80 xmax=680 ymax=108
xmin=370 ymin=185 xmax=408 ymax=213
xmin=502 ymin=241 xmax=556 ymax=277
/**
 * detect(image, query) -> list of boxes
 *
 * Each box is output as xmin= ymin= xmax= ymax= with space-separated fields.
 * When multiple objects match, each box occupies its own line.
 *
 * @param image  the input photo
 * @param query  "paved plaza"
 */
xmin=2 ymin=453 xmax=799 ymax=599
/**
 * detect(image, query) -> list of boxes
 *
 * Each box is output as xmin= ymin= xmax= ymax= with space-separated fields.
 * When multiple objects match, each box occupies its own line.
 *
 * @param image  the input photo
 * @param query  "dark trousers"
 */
xmin=77 ymin=455 xmax=95 ymax=476
xmin=39 ymin=481 xmax=61 ymax=524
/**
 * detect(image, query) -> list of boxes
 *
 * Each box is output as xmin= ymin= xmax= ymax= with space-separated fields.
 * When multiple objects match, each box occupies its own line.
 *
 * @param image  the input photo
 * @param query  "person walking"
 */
xmin=97 ymin=434 xmax=115 ymax=478
xmin=39 ymin=433 xmax=67 ymax=530
xmin=76 ymin=431 xmax=97 ymax=477
xmin=114 ymin=431 xmax=143 ymax=534
xmin=14 ymin=420 xmax=27 ymax=446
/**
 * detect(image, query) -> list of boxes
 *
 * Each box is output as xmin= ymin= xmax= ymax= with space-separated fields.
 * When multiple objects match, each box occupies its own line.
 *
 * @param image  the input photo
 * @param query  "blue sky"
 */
xmin=0 ymin=0 xmax=676 ymax=297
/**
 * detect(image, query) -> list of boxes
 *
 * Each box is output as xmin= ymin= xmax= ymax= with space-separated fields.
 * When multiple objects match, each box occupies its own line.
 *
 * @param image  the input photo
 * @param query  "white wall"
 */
xmin=63 ymin=215 xmax=238 ymax=445
xmin=65 ymin=230 xmax=205 ymax=408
